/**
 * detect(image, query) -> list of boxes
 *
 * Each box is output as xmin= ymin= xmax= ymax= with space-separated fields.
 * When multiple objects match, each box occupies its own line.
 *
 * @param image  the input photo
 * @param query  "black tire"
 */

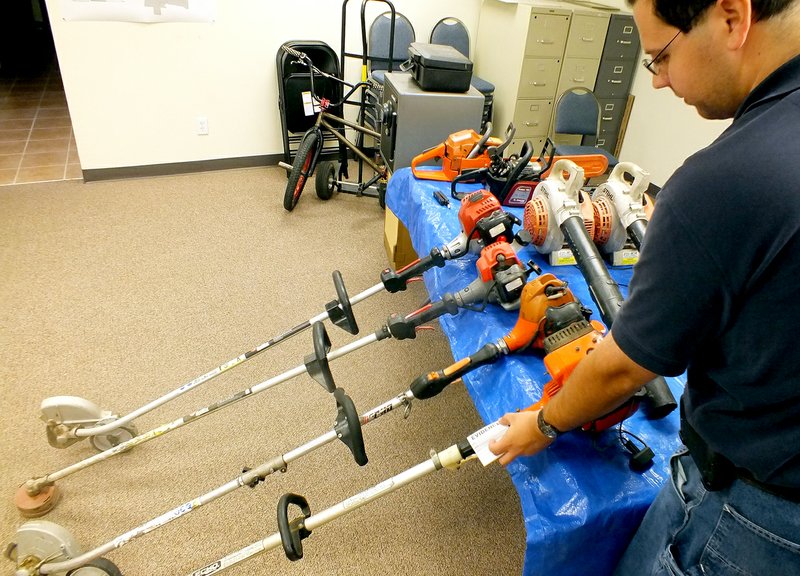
xmin=284 ymin=130 xmax=320 ymax=212
xmin=67 ymin=557 xmax=123 ymax=576
xmin=378 ymin=180 xmax=387 ymax=210
xmin=315 ymin=160 xmax=337 ymax=200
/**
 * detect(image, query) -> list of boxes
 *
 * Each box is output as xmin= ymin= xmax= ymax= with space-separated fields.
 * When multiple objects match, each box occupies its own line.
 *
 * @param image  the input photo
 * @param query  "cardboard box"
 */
xmin=384 ymin=208 xmax=418 ymax=270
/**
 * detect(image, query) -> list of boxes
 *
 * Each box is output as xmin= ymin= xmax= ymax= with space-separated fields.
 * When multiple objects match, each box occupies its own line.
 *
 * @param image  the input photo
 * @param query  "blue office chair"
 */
xmin=429 ymin=17 xmax=495 ymax=96
xmin=552 ymin=87 xmax=618 ymax=169
xmin=368 ymin=11 xmax=416 ymax=86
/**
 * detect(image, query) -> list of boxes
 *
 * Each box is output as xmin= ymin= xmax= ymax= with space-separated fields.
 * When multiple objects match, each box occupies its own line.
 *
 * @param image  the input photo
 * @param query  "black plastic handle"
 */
xmin=496 ymin=140 xmax=534 ymax=204
xmin=411 ymin=342 xmax=503 ymax=400
xmin=325 ymin=270 xmax=359 ymax=335
xmin=451 ymin=168 xmax=488 ymax=200
xmin=304 ymin=322 xmax=336 ymax=393
xmin=386 ymin=295 xmax=459 ymax=340
xmin=333 ymin=388 xmax=368 ymax=466
xmin=380 ymin=247 xmax=447 ymax=293
xmin=277 ymin=493 xmax=312 ymax=561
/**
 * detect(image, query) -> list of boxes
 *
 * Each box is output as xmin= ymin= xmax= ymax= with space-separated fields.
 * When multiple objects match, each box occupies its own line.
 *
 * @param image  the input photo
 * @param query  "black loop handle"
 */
xmin=451 ymin=168 xmax=487 ymax=200
xmin=325 ymin=270 xmax=359 ymax=335
xmin=333 ymin=388 xmax=368 ymax=466
xmin=304 ymin=322 xmax=336 ymax=393
xmin=277 ymin=493 xmax=312 ymax=561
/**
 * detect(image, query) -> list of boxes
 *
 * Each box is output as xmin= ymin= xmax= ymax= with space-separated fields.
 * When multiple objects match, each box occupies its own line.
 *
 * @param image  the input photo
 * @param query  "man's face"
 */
xmin=633 ymin=0 xmax=742 ymax=119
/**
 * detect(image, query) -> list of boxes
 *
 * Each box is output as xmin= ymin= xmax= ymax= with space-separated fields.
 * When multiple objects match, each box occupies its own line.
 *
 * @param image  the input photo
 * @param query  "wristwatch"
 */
xmin=538 ymin=409 xmax=563 ymax=441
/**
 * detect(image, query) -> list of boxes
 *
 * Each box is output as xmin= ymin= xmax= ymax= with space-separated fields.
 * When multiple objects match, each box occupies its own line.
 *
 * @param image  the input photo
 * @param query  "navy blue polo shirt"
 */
xmin=612 ymin=55 xmax=800 ymax=488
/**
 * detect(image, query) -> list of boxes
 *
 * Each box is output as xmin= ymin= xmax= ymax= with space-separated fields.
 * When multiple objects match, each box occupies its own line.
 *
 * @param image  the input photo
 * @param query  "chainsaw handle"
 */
xmin=466 ymin=121 xmax=493 ymax=159
xmin=380 ymin=247 xmax=447 ymax=293
xmin=497 ymin=140 xmax=534 ymax=203
xmin=492 ymin=122 xmax=517 ymax=158
xmin=411 ymin=143 xmax=447 ymax=181
xmin=451 ymin=168 xmax=488 ymax=200
xmin=410 ymin=342 xmax=503 ymax=400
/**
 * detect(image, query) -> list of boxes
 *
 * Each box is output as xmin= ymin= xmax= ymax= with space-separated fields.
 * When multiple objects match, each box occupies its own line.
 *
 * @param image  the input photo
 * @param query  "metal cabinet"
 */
xmin=474 ymin=1 xmax=636 ymax=157
xmin=585 ymin=13 xmax=641 ymax=154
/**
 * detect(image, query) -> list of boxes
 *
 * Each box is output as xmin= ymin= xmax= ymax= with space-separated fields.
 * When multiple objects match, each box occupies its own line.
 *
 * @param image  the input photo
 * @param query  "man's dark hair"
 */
xmin=630 ymin=0 xmax=797 ymax=31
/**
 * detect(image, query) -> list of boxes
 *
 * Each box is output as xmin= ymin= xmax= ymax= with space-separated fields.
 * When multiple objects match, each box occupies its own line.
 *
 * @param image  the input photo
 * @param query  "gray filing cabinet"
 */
xmin=380 ymin=72 xmax=484 ymax=171
xmin=473 ymin=0 xmax=639 ymax=158
xmin=587 ymin=13 xmax=641 ymax=154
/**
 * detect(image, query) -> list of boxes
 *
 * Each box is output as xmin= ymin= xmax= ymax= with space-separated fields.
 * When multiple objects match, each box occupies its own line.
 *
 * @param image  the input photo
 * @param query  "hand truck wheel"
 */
xmin=284 ymin=129 xmax=320 ymax=212
xmin=315 ymin=160 xmax=338 ymax=200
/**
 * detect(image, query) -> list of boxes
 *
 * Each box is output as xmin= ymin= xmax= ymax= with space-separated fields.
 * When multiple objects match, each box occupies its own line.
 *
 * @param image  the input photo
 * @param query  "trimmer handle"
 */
xmin=277 ymin=493 xmax=312 ymax=561
xmin=380 ymin=247 xmax=447 ymax=293
xmin=385 ymin=295 xmax=460 ymax=340
xmin=410 ymin=342 xmax=504 ymax=400
xmin=325 ymin=270 xmax=359 ymax=335
xmin=333 ymin=388 xmax=368 ymax=466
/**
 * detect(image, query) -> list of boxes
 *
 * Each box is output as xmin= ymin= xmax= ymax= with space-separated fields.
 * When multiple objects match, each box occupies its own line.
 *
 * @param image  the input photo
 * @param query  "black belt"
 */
xmin=680 ymin=410 xmax=800 ymax=503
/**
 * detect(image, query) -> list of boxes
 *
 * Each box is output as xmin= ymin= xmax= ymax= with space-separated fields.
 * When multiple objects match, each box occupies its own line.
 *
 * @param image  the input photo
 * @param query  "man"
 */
xmin=489 ymin=0 xmax=800 ymax=573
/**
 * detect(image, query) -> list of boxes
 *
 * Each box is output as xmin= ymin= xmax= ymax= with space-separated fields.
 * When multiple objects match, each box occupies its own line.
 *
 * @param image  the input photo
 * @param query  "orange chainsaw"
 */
xmin=450 ymin=138 xmax=609 ymax=207
xmin=411 ymin=122 xmax=515 ymax=182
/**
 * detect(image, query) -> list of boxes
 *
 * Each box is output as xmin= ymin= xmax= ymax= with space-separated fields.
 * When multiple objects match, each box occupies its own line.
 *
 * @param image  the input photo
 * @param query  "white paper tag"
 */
xmin=301 ymin=91 xmax=318 ymax=116
xmin=467 ymin=421 xmax=509 ymax=466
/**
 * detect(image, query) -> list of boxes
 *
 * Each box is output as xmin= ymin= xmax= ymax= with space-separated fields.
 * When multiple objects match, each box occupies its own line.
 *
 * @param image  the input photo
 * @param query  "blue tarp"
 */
xmin=386 ymin=167 xmax=683 ymax=576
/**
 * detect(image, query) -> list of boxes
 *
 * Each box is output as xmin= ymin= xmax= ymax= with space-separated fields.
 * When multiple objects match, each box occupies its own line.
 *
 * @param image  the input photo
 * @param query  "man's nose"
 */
xmin=652 ymin=72 xmax=670 ymax=89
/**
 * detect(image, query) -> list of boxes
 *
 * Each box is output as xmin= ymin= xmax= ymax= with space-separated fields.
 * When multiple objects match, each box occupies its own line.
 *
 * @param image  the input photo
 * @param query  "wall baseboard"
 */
xmin=82 ymin=154 xmax=285 ymax=182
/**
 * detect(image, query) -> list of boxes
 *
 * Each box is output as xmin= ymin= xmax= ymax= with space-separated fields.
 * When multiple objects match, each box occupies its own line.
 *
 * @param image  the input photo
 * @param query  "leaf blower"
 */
xmin=522 ymin=159 xmax=677 ymax=419
xmin=591 ymin=161 xmax=655 ymax=254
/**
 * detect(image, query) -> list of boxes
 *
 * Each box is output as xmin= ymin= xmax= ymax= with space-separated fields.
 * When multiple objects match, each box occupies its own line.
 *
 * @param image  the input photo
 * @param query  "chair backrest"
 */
xmin=368 ymin=11 xmax=416 ymax=72
xmin=430 ymin=17 xmax=470 ymax=59
xmin=554 ymin=87 xmax=602 ymax=137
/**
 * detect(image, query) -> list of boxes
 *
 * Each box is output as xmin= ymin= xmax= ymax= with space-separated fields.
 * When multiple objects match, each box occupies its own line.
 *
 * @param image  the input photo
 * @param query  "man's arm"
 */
xmin=489 ymin=332 xmax=657 ymax=466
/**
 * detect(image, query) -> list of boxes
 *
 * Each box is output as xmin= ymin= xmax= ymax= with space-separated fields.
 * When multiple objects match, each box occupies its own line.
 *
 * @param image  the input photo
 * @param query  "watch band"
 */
xmin=538 ymin=409 xmax=563 ymax=440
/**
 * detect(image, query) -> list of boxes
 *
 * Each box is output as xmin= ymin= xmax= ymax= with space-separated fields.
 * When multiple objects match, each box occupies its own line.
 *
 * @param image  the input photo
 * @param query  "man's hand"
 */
xmin=488 ymin=410 xmax=553 ymax=466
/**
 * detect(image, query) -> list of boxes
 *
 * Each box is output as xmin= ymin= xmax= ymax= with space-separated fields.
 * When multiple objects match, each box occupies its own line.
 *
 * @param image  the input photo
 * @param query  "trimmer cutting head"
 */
xmin=14 ymin=484 xmax=61 ymax=518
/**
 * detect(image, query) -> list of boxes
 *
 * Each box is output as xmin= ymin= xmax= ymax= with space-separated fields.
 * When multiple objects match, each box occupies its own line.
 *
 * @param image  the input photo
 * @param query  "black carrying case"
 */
xmin=406 ymin=42 xmax=473 ymax=93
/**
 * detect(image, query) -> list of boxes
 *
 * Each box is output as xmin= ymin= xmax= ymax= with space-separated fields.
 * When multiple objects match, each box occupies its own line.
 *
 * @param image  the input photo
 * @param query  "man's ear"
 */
xmin=716 ymin=0 xmax=752 ymax=49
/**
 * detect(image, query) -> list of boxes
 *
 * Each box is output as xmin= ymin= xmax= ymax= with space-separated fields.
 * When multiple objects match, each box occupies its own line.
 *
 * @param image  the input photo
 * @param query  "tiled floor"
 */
xmin=0 ymin=61 xmax=81 ymax=186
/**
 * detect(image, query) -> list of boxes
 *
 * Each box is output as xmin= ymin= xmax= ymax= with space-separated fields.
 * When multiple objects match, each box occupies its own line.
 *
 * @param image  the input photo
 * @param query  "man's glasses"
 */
xmin=642 ymin=30 xmax=681 ymax=75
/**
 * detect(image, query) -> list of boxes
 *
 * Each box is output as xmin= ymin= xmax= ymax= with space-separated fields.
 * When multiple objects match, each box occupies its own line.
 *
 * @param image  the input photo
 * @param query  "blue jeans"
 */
xmin=614 ymin=448 xmax=800 ymax=575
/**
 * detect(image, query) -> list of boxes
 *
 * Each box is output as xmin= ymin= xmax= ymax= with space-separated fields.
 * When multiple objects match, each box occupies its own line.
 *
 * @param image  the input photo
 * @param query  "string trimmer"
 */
xmin=13 ymin=240 xmax=534 ymax=517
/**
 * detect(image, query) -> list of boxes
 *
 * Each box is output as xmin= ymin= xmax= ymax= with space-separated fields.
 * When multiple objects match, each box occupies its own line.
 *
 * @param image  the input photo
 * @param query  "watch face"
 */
xmin=538 ymin=410 xmax=560 ymax=439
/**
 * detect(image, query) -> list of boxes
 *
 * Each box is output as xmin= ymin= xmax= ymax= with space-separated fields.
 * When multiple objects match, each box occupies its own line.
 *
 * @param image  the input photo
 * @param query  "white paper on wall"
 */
xmin=60 ymin=0 xmax=215 ymax=23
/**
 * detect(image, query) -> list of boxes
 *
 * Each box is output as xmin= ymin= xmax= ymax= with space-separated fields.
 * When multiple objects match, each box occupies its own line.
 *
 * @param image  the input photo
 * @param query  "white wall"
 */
xmin=45 ymin=0 xmax=482 ymax=170
xmin=46 ymin=0 xmax=730 ymax=182
xmin=621 ymin=65 xmax=730 ymax=187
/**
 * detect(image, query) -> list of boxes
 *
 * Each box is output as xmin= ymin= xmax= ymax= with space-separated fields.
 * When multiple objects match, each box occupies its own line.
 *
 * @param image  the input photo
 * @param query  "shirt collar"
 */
xmin=735 ymin=53 xmax=800 ymax=119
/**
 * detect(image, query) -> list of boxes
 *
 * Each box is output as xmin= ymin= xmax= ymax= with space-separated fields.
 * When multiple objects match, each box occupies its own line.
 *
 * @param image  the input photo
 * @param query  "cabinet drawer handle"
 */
xmin=572 ymin=77 xmax=585 ymax=82
xmin=602 ymin=116 xmax=613 ymax=121
xmin=537 ymin=39 xmax=555 ymax=45
xmin=580 ymin=36 xmax=594 ymax=42
xmin=618 ymin=40 xmax=632 ymax=45
xmin=609 ymin=79 xmax=623 ymax=84
xmin=529 ymin=81 xmax=547 ymax=86
xmin=524 ymin=121 xmax=539 ymax=127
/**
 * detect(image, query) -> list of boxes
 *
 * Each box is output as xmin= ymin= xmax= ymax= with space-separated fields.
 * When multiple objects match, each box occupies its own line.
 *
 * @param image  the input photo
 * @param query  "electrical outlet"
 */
xmin=196 ymin=116 xmax=209 ymax=135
